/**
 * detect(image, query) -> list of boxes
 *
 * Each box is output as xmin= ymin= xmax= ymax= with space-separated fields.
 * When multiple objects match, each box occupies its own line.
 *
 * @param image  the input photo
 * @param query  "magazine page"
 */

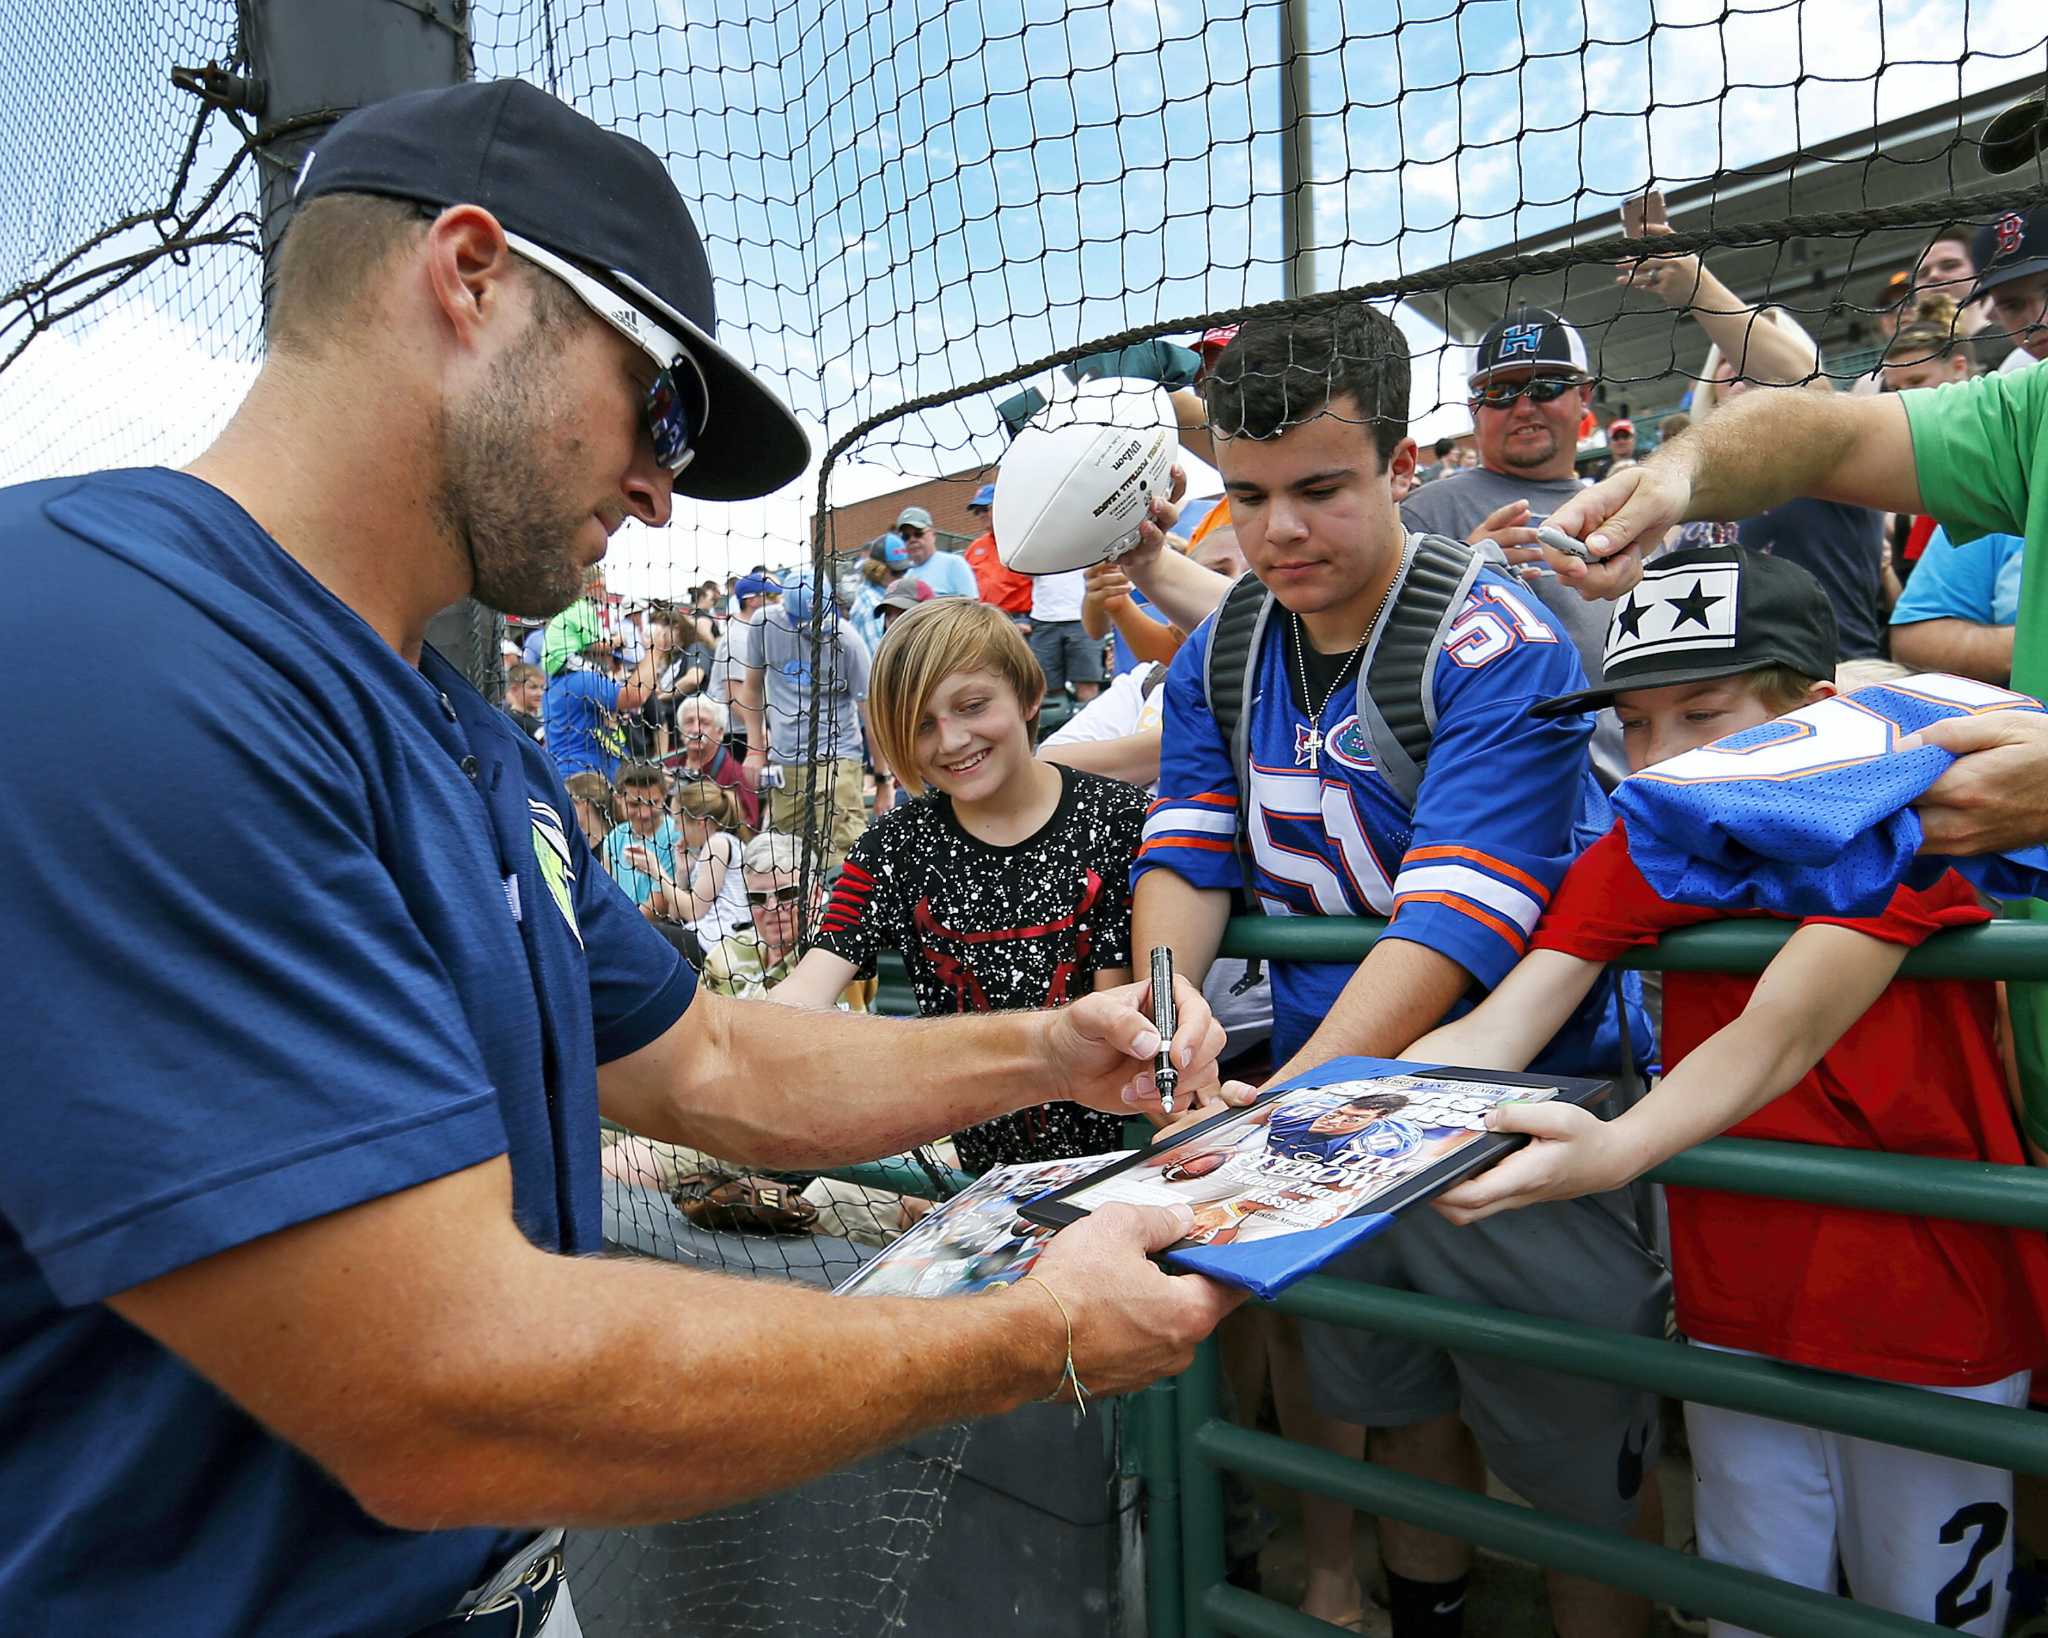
xmin=835 ymin=1151 xmax=1135 ymax=1298
xmin=1047 ymin=1075 xmax=1556 ymax=1250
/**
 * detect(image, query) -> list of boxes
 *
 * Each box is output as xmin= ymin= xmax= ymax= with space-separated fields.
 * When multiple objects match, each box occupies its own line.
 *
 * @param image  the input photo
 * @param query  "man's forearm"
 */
xmin=386 ymin=1246 xmax=1061 ymax=1529
xmin=628 ymin=992 xmax=1074 ymax=1167
xmin=115 ymin=1159 xmax=1067 ymax=1535
xmin=1268 ymin=936 xmax=1472 ymax=1085
xmin=1040 ymin=728 xmax=1163 ymax=787
xmin=1890 ymin=618 xmax=2015 ymax=684
xmin=732 ymin=669 xmax=766 ymax=757
xmin=1669 ymin=386 xmax=1922 ymax=522
xmin=1404 ymin=950 xmax=1605 ymax=1073
xmin=1686 ymin=277 xmax=1818 ymax=389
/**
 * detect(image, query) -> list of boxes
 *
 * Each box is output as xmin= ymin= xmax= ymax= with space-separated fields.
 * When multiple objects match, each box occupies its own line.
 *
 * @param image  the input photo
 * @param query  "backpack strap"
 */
xmin=1355 ymin=532 xmax=1486 ymax=807
xmin=1197 ymin=538 xmax=1483 ymax=900
xmin=1202 ymin=571 xmax=1275 ymax=903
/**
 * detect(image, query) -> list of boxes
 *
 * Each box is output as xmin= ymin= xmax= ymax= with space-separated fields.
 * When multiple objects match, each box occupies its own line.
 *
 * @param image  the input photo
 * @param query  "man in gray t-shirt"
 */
xmin=1400 ymin=305 xmax=1626 ymax=787
xmin=729 ymin=583 xmax=874 ymax=868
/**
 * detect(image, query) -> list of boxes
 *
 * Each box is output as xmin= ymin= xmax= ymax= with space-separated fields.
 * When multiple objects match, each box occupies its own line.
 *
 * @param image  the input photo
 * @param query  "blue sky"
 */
xmin=2 ymin=0 xmax=2042 ymax=584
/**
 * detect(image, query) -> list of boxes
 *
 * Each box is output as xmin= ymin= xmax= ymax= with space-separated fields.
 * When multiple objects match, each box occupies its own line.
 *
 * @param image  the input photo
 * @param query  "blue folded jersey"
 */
xmin=1611 ymin=673 xmax=2048 ymax=916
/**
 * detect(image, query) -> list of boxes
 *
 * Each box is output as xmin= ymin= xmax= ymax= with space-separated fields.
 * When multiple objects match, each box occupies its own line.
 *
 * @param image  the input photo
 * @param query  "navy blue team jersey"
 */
xmin=1138 ymin=556 xmax=1647 ymax=1073
xmin=0 ymin=470 xmax=696 ymax=1633
xmin=1615 ymin=672 xmax=2048 ymax=916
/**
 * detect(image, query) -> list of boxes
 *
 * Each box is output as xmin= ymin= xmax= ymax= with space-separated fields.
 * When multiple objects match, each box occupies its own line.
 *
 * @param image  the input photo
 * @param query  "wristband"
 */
xmin=1016 ymin=1274 xmax=1091 ymax=1414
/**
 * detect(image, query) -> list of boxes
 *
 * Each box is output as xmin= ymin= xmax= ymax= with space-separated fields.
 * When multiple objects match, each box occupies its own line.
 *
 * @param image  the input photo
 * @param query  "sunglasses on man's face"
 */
xmin=1474 ymin=376 xmax=1582 ymax=408
xmin=747 ymin=885 xmax=805 ymax=907
xmin=503 ymin=231 xmax=710 ymax=477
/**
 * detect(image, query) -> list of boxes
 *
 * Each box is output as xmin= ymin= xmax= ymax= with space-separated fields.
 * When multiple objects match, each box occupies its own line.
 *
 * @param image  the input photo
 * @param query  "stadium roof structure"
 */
xmin=1402 ymin=73 xmax=2046 ymax=407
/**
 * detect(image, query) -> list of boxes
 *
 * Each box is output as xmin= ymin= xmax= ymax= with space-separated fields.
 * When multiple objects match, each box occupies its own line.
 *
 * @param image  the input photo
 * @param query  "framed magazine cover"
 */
xmin=1019 ymin=1057 xmax=1614 ymax=1297
xmin=833 ymin=1153 xmax=1133 ymax=1300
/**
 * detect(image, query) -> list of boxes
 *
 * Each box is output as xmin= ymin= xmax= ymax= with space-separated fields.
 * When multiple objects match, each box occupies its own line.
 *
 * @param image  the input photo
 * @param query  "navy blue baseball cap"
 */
xmin=292 ymin=79 xmax=809 ymax=502
xmin=1969 ymin=207 xmax=2048 ymax=302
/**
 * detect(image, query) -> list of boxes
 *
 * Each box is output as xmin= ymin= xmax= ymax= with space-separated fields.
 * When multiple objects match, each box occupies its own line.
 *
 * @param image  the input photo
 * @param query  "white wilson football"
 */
xmin=994 ymin=383 xmax=1181 ymax=575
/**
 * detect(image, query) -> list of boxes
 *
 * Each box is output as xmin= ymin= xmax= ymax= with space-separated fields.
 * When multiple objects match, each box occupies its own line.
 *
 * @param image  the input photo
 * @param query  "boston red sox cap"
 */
xmin=1531 ymin=545 xmax=1837 ymax=718
xmin=293 ymin=79 xmax=809 ymax=501
xmin=1968 ymin=206 xmax=2048 ymax=302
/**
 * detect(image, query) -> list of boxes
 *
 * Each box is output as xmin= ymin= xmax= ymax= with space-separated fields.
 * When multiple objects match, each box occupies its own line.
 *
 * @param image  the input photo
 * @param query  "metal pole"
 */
xmin=238 ymin=0 xmax=470 ymax=289
xmin=1176 ymin=1340 xmax=1228 ymax=1638
xmin=1215 ymin=912 xmax=2048 ymax=979
xmin=1140 ymin=1381 xmax=1187 ymax=1638
xmin=2007 ymin=537 xmax=2048 ymax=1151
xmin=235 ymin=0 xmax=498 ymax=693
xmin=1275 ymin=1280 xmax=2048 ymax=1476
xmin=1196 ymin=1424 xmax=1948 ymax=1636
xmin=1277 ymin=0 xmax=1315 ymax=298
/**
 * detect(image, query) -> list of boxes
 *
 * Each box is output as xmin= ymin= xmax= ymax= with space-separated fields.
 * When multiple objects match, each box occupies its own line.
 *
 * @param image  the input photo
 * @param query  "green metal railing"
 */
xmin=635 ymin=916 xmax=2048 ymax=1633
xmin=1138 ymin=912 xmax=2048 ymax=1638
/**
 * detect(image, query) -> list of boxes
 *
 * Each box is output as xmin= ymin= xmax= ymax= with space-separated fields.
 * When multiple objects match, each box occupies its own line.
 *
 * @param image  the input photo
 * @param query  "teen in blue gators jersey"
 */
xmin=1132 ymin=302 xmax=1666 ymax=1638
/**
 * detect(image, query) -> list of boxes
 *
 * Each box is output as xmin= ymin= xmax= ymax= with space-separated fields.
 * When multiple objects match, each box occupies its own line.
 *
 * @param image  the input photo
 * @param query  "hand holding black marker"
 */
xmin=1149 ymin=946 xmax=1179 ymax=1114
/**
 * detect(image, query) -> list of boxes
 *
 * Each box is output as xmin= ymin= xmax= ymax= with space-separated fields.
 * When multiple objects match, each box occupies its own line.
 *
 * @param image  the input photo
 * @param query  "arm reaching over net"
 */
xmin=1617 ymin=222 xmax=1821 ymax=389
xmin=1535 ymin=389 xmax=1922 ymax=599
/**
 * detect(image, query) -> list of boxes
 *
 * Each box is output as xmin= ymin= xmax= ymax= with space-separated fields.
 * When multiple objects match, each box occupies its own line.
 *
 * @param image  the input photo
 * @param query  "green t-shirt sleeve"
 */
xmin=1902 ymin=368 xmax=2046 ymax=546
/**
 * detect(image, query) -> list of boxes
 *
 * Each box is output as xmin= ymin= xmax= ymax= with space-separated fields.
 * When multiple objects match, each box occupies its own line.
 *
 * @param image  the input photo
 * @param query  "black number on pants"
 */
xmin=1934 ymin=1500 xmax=2009 ymax=1629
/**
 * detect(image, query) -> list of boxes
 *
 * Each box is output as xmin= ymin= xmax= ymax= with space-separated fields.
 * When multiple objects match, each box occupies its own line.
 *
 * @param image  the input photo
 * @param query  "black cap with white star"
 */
xmin=1530 ymin=545 xmax=1837 ymax=718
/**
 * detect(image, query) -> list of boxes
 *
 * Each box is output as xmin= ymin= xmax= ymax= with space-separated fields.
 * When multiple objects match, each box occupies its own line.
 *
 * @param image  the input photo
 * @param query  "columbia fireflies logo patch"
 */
xmin=529 ymin=799 xmax=582 ymax=947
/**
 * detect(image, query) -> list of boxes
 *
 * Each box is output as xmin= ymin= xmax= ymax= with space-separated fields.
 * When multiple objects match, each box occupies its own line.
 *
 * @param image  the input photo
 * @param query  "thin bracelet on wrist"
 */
xmin=1014 ymin=1273 xmax=1090 ymax=1413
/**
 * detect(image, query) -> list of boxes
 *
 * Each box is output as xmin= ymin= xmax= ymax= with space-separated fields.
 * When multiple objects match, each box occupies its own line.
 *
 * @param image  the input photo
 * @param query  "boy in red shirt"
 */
xmin=1407 ymin=545 xmax=2048 ymax=1636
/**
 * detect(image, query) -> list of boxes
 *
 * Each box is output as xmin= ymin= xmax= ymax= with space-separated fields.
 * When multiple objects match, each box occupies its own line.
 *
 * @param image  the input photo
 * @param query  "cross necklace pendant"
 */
xmin=1292 ymin=611 xmax=1374 ymax=771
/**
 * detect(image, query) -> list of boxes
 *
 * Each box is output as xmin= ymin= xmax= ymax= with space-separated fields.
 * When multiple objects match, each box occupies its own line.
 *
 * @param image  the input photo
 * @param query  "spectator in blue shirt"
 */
xmin=541 ymin=600 xmax=663 ymax=780
xmin=0 ymin=82 xmax=1235 ymax=1637
xmin=894 ymin=504 xmax=979 ymax=597
xmin=1888 ymin=526 xmax=2026 ymax=684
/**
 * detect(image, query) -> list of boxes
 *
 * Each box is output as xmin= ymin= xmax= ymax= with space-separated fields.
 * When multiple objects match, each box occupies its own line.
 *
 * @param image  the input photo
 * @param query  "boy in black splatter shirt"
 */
xmin=779 ymin=600 xmax=1148 ymax=1171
